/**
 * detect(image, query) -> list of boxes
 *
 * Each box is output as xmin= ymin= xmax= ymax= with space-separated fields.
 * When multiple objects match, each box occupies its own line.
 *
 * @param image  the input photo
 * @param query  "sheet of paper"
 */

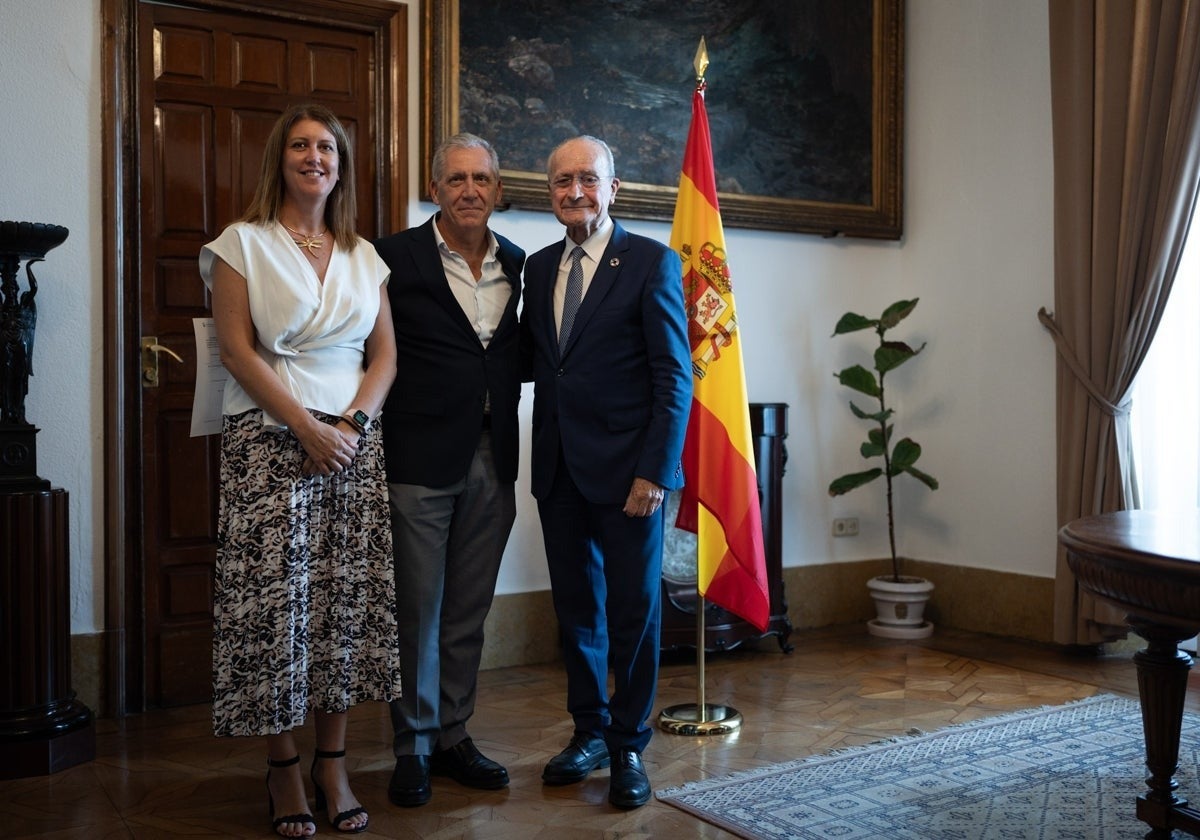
xmin=190 ymin=317 xmax=228 ymax=437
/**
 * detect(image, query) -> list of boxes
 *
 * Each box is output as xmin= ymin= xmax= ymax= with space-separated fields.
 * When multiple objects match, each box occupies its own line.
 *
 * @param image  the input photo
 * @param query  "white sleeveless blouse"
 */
xmin=200 ymin=221 xmax=389 ymax=427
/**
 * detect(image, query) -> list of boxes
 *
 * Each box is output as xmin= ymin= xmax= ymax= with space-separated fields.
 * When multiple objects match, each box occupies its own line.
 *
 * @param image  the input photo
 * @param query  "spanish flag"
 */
xmin=670 ymin=81 xmax=770 ymax=631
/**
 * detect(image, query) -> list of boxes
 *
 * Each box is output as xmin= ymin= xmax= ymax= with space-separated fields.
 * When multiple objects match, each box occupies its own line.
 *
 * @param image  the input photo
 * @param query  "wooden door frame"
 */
xmin=100 ymin=0 xmax=408 ymax=716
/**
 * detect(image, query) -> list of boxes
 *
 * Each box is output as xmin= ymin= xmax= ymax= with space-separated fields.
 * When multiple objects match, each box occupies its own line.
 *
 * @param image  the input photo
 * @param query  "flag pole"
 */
xmin=696 ymin=594 xmax=706 ymax=718
xmin=658 ymin=558 xmax=742 ymax=735
xmin=657 ymin=37 xmax=743 ymax=737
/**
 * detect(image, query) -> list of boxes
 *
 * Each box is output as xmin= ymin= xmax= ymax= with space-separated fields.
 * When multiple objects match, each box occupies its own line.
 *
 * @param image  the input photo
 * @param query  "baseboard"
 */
xmin=481 ymin=561 xmax=1055 ymax=668
xmin=480 ymin=589 xmax=562 ymax=669
xmin=780 ymin=559 xmax=1056 ymax=644
xmin=71 ymin=605 xmax=561 ymax=720
xmin=70 ymin=564 xmax=1056 ymax=719
xmin=70 ymin=631 xmax=107 ymax=718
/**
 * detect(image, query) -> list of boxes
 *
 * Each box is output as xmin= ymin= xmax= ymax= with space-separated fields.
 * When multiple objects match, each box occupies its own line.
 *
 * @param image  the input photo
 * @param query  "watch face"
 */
xmin=352 ymin=410 xmax=369 ymax=427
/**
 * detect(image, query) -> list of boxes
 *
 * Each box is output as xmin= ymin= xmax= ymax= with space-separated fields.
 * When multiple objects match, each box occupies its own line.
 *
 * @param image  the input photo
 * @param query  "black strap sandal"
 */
xmin=267 ymin=754 xmax=316 ymax=837
xmin=311 ymin=748 xmax=369 ymax=834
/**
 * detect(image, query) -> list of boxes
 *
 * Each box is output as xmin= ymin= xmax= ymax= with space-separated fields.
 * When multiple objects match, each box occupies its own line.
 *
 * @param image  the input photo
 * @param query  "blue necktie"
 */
xmin=559 ymin=246 xmax=585 ymax=350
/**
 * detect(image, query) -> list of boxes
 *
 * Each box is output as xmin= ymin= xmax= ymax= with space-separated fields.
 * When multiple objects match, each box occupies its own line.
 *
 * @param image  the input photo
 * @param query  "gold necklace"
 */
xmin=281 ymin=222 xmax=327 ymax=256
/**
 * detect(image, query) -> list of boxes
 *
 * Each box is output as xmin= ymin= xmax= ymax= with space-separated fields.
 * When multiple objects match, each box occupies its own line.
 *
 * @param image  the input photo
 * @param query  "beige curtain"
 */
xmin=1041 ymin=0 xmax=1200 ymax=645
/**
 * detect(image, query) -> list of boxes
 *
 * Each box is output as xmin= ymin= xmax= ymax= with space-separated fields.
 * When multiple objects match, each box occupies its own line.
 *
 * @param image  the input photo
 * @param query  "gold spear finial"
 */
xmin=694 ymin=37 xmax=709 ymax=83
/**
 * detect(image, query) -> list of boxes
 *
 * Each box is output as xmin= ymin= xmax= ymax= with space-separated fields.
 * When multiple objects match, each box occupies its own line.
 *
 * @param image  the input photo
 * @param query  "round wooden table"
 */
xmin=1060 ymin=509 xmax=1200 ymax=838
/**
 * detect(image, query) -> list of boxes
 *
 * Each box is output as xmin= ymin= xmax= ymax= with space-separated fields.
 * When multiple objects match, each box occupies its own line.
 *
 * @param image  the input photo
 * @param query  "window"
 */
xmin=1130 ymin=231 xmax=1200 ymax=511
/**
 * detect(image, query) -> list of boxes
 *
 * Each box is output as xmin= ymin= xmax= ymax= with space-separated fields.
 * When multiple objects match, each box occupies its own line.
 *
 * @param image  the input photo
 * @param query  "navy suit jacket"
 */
xmin=374 ymin=216 xmax=525 ymax=486
xmin=520 ymin=221 xmax=692 ymax=504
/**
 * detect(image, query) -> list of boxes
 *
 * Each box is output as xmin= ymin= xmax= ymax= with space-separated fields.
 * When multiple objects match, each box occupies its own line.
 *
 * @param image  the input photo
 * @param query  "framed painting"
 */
xmin=421 ymin=0 xmax=903 ymax=239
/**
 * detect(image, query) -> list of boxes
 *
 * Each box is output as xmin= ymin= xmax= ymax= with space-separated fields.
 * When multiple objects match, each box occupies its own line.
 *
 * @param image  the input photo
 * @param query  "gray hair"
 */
xmin=432 ymin=132 xmax=500 ymax=181
xmin=547 ymin=135 xmax=616 ymax=178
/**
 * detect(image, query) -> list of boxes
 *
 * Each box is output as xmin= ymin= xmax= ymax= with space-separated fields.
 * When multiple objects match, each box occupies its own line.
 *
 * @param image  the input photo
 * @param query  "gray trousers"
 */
xmin=387 ymin=431 xmax=515 ymax=756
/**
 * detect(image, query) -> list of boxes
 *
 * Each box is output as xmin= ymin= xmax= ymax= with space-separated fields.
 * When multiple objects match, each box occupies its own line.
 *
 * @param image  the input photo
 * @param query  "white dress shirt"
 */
xmin=554 ymin=217 xmax=614 ymax=334
xmin=432 ymin=218 xmax=511 ymax=349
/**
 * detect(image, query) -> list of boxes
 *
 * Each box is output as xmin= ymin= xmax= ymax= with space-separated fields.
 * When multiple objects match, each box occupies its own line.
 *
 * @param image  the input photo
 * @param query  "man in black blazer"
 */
xmin=519 ymin=135 xmax=692 ymax=809
xmin=374 ymin=133 xmax=524 ymax=807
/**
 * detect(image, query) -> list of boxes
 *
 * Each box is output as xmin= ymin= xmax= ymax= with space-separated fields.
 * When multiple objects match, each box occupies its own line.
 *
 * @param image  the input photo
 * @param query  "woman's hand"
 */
xmin=297 ymin=417 xmax=360 ymax=476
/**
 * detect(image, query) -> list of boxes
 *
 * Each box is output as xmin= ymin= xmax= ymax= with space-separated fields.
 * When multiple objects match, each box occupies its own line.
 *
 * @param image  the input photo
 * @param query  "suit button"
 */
xmin=556 ymin=368 xmax=565 ymax=377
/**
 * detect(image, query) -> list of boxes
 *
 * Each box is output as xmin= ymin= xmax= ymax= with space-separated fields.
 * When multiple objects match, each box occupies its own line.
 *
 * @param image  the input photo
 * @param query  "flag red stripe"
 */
xmin=676 ymin=399 xmax=769 ymax=628
xmin=682 ymin=91 xmax=720 ymax=207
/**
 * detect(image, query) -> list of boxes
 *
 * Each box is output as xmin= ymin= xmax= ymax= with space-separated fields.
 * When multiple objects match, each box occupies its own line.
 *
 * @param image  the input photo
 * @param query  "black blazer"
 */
xmin=374 ymin=216 xmax=525 ymax=486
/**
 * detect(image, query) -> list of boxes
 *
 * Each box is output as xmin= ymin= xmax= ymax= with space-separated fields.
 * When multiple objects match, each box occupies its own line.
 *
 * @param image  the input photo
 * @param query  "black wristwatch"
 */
xmin=342 ymin=409 xmax=370 ymax=434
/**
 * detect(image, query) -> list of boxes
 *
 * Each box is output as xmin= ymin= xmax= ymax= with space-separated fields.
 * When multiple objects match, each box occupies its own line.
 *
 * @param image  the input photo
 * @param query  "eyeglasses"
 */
xmin=550 ymin=173 xmax=612 ymax=191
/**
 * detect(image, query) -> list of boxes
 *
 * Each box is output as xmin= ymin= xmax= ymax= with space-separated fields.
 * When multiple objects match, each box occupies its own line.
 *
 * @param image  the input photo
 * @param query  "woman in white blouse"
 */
xmin=200 ymin=104 xmax=400 ymax=837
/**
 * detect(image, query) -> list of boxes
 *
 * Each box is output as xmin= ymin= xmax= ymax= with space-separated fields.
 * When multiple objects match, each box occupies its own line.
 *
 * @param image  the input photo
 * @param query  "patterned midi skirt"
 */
xmin=211 ymin=409 xmax=402 ymax=737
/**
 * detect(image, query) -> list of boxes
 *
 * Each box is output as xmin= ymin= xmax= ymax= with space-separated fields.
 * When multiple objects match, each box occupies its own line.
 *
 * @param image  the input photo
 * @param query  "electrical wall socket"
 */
xmin=832 ymin=517 xmax=859 ymax=537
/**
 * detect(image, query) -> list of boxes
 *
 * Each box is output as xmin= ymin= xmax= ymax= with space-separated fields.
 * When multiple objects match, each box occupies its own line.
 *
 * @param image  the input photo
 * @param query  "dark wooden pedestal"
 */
xmin=0 ymin=487 xmax=95 ymax=778
xmin=661 ymin=403 xmax=794 ymax=653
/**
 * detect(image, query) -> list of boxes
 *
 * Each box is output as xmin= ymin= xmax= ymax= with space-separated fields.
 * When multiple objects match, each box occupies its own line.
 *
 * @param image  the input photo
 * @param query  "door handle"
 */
xmin=141 ymin=336 xmax=183 ymax=387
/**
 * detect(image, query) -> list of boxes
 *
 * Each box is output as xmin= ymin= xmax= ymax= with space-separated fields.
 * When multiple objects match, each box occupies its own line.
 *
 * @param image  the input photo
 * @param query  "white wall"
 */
xmin=0 ymin=0 xmax=1056 ymax=631
xmin=1 ymin=0 xmax=105 ymax=628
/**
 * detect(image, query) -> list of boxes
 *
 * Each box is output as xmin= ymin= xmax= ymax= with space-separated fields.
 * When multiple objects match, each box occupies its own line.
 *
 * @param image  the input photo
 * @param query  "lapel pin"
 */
xmin=609 ymin=258 xmax=620 ymax=267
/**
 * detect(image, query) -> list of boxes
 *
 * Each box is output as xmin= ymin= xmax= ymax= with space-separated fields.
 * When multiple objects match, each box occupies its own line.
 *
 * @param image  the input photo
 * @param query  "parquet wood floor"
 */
xmin=4 ymin=624 xmax=1191 ymax=839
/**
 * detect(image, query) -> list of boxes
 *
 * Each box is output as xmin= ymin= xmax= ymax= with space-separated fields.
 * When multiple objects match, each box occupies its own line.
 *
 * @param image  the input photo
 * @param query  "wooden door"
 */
xmin=128 ymin=0 xmax=403 ymax=708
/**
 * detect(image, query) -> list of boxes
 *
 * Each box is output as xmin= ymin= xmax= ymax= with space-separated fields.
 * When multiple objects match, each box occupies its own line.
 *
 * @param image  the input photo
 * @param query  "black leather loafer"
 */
xmin=542 ymin=732 xmax=610 ymax=785
xmin=430 ymin=737 xmax=509 ymax=789
xmin=608 ymin=749 xmax=651 ymax=809
xmin=388 ymin=754 xmax=431 ymax=807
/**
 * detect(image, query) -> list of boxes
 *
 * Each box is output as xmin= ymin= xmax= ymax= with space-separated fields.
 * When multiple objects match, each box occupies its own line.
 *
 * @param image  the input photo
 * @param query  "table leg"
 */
xmin=1129 ymin=617 xmax=1197 ymax=838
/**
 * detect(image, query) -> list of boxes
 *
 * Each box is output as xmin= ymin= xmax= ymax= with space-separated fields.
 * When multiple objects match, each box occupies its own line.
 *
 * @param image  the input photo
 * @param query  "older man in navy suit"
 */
xmin=374 ymin=133 xmax=524 ymax=807
xmin=519 ymin=135 xmax=692 ymax=809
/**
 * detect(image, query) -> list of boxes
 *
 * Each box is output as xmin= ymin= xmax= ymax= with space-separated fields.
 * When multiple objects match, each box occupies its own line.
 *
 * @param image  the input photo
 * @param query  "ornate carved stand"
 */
xmin=1129 ymin=617 xmax=1198 ymax=836
xmin=0 ymin=221 xmax=94 ymax=778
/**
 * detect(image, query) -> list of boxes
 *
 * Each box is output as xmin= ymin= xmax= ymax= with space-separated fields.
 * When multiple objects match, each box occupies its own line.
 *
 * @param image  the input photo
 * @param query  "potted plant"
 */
xmin=828 ymin=299 xmax=939 ymax=639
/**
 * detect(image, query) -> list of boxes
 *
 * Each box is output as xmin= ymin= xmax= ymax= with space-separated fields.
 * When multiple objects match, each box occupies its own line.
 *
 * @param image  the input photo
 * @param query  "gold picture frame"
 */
xmin=421 ymin=0 xmax=903 ymax=239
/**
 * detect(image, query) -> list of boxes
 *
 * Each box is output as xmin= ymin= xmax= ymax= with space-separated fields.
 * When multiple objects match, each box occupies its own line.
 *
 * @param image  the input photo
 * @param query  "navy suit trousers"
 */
xmin=537 ymin=459 xmax=664 ymax=753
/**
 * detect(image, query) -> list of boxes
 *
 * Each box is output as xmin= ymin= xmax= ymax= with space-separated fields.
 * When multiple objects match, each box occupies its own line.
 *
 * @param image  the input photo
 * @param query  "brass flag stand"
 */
xmin=657 ymin=592 xmax=744 ymax=735
xmin=657 ymin=39 xmax=744 ymax=737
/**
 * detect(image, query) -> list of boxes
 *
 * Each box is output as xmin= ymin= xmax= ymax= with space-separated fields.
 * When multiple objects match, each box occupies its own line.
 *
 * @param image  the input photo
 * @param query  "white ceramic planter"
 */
xmin=866 ymin=575 xmax=934 ymax=639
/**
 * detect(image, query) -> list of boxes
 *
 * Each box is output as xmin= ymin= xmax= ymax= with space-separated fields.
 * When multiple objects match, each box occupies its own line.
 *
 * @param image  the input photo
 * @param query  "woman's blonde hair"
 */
xmin=241 ymin=103 xmax=359 ymax=251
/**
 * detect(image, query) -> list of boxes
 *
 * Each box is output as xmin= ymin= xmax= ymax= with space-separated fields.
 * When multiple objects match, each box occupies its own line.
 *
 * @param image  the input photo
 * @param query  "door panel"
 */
xmin=154 ymin=105 xmax=213 ymax=237
xmin=135 ymin=0 xmax=387 ymax=707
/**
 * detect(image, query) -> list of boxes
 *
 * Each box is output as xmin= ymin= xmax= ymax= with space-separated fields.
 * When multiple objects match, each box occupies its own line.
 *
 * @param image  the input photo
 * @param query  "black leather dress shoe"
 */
xmin=542 ymin=732 xmax=610 ymax=785
xmin=430 ymin=737 xmax=509 ymax=789
xmin=608 ymin=749 xmax=651 ymax=809
xmin=388 ymin=755 xmax=431 ymax=807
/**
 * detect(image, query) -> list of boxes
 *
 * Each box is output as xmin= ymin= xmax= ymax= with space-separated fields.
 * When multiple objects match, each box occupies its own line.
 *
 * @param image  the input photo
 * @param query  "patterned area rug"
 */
xmin=657 ymin=694 xmax=1200 ymax=839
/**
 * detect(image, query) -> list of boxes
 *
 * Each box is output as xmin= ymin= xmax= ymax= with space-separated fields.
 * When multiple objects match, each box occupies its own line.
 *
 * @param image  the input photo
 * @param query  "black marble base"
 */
xmin=0 ymin=424 xmax=49 ymax=489
xmin=0 ymin=713 xmax=95 ymax=779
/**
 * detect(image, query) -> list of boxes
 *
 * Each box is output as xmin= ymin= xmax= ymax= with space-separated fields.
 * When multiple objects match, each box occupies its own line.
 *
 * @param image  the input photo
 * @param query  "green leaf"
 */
xmin=849 ymin=402 xmax=892 ymax=423
xmin=829 ymin=468 xmax=884 ymax=496
xmin=905 ymin=464 xmax=939 ymax=490
xmin=860 ymin=440 xmax=885 ymax=458
xmin=875 ymin=341 xmax=926 ymax=375
xmin=867 ymin=425 xmax=893 ymax=449
xmin=890 ymin=438 xmax=922 ymax=471
xmin=832 ymin=312 xmax=876 ymax=336
xmin=835 ymin=365 xmax=880 ymax=397
xmin=879 ymin=299 xmax=918 ymax=330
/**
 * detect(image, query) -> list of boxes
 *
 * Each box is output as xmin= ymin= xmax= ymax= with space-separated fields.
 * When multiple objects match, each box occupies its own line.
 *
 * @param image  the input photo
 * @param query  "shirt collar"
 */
xmin=562 ymin=217 xmax=614 ymax=266
xmin=433 ymin=213 xmax=499 ymax=265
